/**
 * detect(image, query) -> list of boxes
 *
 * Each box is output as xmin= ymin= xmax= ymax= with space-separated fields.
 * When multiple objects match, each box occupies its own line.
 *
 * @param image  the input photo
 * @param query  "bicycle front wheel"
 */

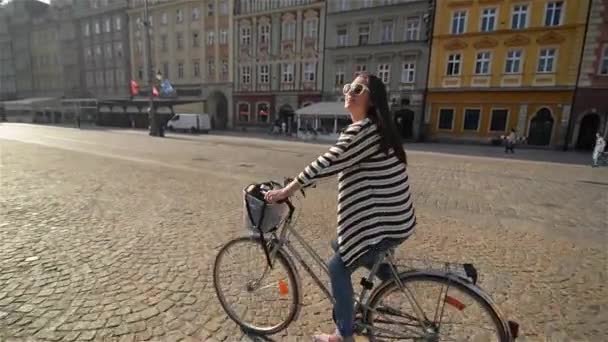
xmin=213 ymin=236 xmax=299 ymax=335
xmin=364 ymin=272 xmax=510 ymax=341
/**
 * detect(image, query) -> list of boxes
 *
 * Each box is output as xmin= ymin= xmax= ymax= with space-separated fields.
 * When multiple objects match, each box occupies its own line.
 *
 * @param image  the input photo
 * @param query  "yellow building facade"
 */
xmin=426 ymin=0 xmax=589 ymax=146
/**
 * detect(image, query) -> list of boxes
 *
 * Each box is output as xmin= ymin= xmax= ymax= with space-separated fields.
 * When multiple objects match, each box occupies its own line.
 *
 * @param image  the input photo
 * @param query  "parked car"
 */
xmin=166 ymin=113 xmax=211 ymax=133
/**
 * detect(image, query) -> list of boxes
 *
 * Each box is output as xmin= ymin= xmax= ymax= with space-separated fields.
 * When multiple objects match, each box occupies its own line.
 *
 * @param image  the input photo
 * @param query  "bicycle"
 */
xmin=213 ymin=179 xmax=520 ymax=341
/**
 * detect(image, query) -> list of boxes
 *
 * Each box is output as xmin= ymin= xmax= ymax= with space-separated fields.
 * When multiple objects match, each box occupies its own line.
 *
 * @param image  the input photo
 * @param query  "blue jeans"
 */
xmin=329 ymin=238 xmax=403 ymax=337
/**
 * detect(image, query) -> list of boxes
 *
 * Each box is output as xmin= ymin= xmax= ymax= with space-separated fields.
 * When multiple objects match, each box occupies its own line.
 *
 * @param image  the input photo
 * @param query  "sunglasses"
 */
xmin=343 ymin=82 xmax=369 ymax=96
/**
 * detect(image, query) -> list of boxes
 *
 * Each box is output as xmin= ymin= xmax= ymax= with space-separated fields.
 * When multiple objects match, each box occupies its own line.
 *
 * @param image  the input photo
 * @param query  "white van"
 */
xmin=166 ymin=113 xmax=211 ymax=133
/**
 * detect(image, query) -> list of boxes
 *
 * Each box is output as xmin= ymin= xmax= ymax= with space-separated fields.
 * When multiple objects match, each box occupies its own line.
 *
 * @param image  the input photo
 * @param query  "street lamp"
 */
xmin=143 ymin=0 xmax=160 ymax=136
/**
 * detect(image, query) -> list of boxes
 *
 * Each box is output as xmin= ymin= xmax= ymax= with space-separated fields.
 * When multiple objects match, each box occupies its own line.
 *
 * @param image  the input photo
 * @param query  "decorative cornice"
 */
xmin=536 ymin=31 xmax=565 ymax=45
xmin=504 ymin=34 xmax=531 ymax=47
xmin=473 ymin=37 xmax=498 ymax=49
xmin=444 ymin=39 xmax=467 ymax=50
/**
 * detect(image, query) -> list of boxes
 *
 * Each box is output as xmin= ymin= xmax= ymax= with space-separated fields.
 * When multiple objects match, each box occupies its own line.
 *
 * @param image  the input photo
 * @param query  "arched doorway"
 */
xmin=279 ymin=104 xmax=295 ymax=134
xmin=207 ymin=91 xmax=228 ymax=129
xmin=528 ymin=108 xmax=554 ymax=146
xmin=394 ymin=109 xmax=414 ymax=139
xmin=576 ymin=114 xmax=600 ymax=150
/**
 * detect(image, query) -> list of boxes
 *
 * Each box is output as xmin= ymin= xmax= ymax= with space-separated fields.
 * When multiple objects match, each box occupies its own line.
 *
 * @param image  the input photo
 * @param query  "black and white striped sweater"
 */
xmin=297 ymin=117 xmax=416 ymax=267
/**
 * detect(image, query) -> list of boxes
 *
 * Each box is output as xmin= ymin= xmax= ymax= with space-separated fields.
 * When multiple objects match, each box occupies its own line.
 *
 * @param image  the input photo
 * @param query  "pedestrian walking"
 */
xmin=592 ymin=132 xmax=606 ymax=167
xmin=505 ymin=128 xmax=516 ymax=154
xmin=281 ymin=121 xmax=287 ymax=135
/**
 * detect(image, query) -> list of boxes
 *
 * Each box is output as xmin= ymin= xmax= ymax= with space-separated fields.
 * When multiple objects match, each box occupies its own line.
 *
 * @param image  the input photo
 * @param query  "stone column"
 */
xmin=517 ymin=104 xmax=528 ymax=135
xmin=559 ymin=104 xmax=571 ymax=146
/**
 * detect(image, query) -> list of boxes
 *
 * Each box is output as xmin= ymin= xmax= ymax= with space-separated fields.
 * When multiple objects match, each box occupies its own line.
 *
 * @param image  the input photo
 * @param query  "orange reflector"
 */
xmin=278 ymin=280 xmax=289 ymax=295
xmin=445 ymin=295 xmax=465 ymax=311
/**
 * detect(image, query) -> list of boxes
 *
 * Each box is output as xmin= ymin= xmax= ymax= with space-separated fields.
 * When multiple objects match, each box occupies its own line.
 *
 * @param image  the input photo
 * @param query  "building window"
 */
xmin=163 ymin=62 xmax=169 ymax=79
xmin=221 ymin=60 xmax=228 ymax=78
xmin=106 ymin=70 xmax=114 ymax=88
xmin=95 ymin=45 xmax=102 ymax=57
xmin=282 ymin=21 xmax=296 ymax=41
xmin=480 ymin=8 xmax=497 ymax=32
xmin=335 ymin=65 xmax=345 ymax=87
xmin=438 ymin=109 xmax=454 ymax=130
xmin=304 ymin=63 xmax=316 ymax=82
xmin=490 ymin=109 xmax=508 ymax=132
xmin=362 ymin=0 xmax=373 ymax=8
xmin=304 ymin=18 xmax=318 ymax=39
xmin=114 ymin=16 xmax=122 ymax=31
xmin=241 ymin=65 xmax=251 ymax=84
xmin=599 ymin=45 xmax=608 ymax=75
xmin=104 ymin=17 xmax=111 ymax=33
xmin=138 ymin=67 xmax=143 ymax=80
xmin=161 ymin=35 xmax=168 ymax=51
xmin=339 ymin=0 xmax=350 ymax=11
xmin=176 ymin=8 xmax=183 ymax=23
xmin=207 ymin=31 xmax=215 ymax=45
xmin=192 ymin=32 xmax=200 ymax=47
xmin=85 ymin=47 xmax=92 ymax=61
xmin=84 ymin=22 xmax=90 ymax=36
xmin=259 ymin=24 xmax=270 ymax=44
xmin=282 ymin=63 xmax=294 ymax=83
xmin=257 ymin=103 xmax=269 ymax=123
xmin=105 ymin=43 xmax=112 ymax=58
xmin=86 ymin=72 xmax=94 ymax=88
xmin=112 ymin=42 xmax=123 ymax=58
xmin=161 ymin=12 xmax=167 ymax=25
xmin=401 ymin=62 xmax=415 ymax=83
xmin=337 ymin=28 xmax=348 ymax=47
xmin=377 ymin=63 xmax=390 ymax=84
xmin=95 ymin=21 xmax=101 ymax=34
xmin=241 ymin=26 xmax=251 ymax=45
xmin=358 ymin=25 xmax=370 ymax=46
xmin=451 ymin=11 xmax=466 ymax=34
xmin=220 ymin=1 xmax=228 ymax=15
xmin=505 ymin=49 xmax=522 ymax=73
xmin=176 ymin=32 xmax=184 ymax=49
xmin=116 ymin=69 xmax=124 ymax=84
xmin=447 ymin=54 xmax=461 ymax=76
xmin=220 ymin=30 xmax=228 ymax=45
xmin=177 ymin=62 xmax=184 ymax=79
xmin=475 ymin=51 xmax=491 ymax=75
xmin=511 ymin=4 xmax=528 ymax=30
xmin=238 ymin=103 xmax=250 ymax=122
xmin=259 ymin=64 xmax=270 ymax=83
xmin=380 ymin=20 xmax=394 ymax=43
xmin=406 ymin=17 xmax=420 ymax=41
xmin=537 ymin=48 xmax=556 ymax=73
xmin=545 ymin=1 xmax=563 ymax=27
xmin=208 ymin=59 xmax=215 ymax=78
xmin=192 ymin=7 xmax=200 ymax=21
xmin=355 ymin=63 xmax=367 ymax=76
xmin=193 ymin=59 xmax=200 ymax=77
xmin=463 ymin=109 xmax=480 ymax=131
xmin=207 ymin=3 xmax=214 ymax=16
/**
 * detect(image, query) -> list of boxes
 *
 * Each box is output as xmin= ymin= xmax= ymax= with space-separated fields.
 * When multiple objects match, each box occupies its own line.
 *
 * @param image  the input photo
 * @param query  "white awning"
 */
xmin=3 ymin=97 xmax=59 ymax=111
xmin=126 ymin=106 xmax=139 ymax=113
xmin=112 ymin=106 xmax=124 ymax=113
xmin=99 ymin=106 xmax=111 ymax=113
xmin=295 ymin=102 xmax=349 ymax=117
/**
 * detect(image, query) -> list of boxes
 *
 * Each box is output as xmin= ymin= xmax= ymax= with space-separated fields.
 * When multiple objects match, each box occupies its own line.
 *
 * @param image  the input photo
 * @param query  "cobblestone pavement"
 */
xmin=0 ymin=124 xmax=607 ymax=342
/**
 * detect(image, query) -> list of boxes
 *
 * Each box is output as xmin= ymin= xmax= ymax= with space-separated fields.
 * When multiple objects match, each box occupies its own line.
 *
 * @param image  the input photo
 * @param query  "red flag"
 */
xmin=130 ymin=80 xmax=139 ymax=96
xmin=152 ymin=86 xmax=159 ymax=97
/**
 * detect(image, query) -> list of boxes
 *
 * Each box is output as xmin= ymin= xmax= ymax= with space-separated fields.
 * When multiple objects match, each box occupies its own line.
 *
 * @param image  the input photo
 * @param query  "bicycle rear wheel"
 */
xmin=364 ymin=272 xmax=510 ymax=341
xmin=213 ymin=237 xmax=299 ymax=335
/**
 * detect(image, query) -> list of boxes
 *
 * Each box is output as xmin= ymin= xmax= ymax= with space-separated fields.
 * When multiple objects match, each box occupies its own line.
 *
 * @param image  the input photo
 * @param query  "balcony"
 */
xmin=236 ymin=0 xmax=322 ymax=16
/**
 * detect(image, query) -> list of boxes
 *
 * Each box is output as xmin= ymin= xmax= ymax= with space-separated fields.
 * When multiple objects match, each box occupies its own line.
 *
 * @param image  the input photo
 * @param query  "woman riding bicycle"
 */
xmin=264 ymin=73 xmax=416 ymax=342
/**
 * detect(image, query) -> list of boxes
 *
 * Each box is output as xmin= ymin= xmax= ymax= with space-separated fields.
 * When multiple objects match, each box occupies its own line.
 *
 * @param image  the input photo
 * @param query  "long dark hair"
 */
xmin=362 ymin=73 xmax=407 ymax=165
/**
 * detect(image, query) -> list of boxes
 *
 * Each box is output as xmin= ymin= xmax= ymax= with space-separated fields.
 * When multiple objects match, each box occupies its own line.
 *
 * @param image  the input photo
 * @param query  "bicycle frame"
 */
xmin=262 ymin=204 xmax=435 ymax=339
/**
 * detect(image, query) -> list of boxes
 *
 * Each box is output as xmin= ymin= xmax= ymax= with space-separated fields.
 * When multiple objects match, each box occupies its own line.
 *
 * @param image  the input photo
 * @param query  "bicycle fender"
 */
xmin=368 ymin=270 xmax=515 ymax=341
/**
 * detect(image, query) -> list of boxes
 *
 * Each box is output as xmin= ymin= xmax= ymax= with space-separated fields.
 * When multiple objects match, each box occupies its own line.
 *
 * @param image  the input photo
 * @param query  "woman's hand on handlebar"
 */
xmin=264 ymin=178 xmax=302 ymax=203
xmin=264 ymin=188 xmax=290 ymax=203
